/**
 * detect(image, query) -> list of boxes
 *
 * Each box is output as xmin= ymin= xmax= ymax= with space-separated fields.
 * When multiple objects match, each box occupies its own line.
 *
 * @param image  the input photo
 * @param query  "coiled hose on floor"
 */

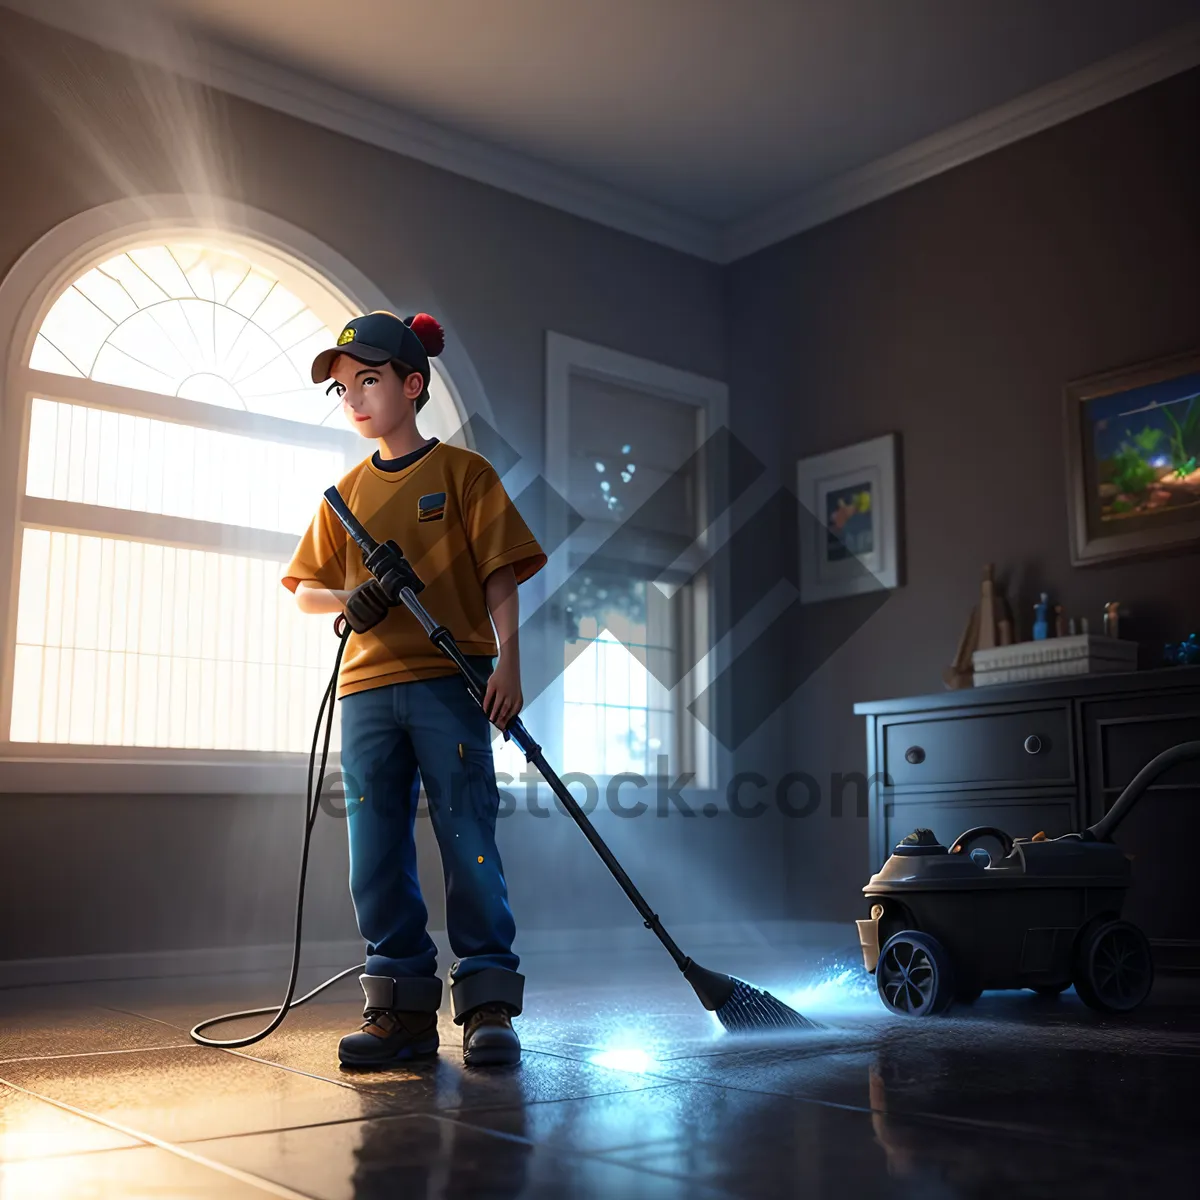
xmin=189 ymin=617 xmax=364 ymax=1048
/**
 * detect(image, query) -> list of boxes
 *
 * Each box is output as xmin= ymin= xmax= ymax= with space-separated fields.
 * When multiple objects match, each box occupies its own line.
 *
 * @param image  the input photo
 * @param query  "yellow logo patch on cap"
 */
xmin=337 ymin=326 xmax=355 ymax=346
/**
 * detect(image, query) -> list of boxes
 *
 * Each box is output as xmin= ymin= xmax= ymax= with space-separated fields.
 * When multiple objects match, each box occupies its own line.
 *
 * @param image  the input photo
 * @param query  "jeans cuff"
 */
xmin=360 ymin=973 xmax=443 ymax=1014
xmin=448 ymin=966 xmax=524 ymax=1022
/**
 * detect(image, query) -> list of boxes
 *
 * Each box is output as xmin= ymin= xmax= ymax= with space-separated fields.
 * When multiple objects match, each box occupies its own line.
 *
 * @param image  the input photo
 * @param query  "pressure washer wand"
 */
xmin=322 ymin=487 xmax=814 ymax=1032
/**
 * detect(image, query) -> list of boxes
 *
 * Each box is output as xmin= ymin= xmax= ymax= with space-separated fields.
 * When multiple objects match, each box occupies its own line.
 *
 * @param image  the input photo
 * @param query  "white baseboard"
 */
xmin=0 ymin=921 xmax=851 ymax=989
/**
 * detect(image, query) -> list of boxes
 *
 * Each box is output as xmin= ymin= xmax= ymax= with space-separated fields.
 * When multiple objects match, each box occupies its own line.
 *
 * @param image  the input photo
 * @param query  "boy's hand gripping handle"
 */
xmin=322 ymin=487 xmax=424 ymax=602
xmin=321 ymin=485 xmax=503 ymax=733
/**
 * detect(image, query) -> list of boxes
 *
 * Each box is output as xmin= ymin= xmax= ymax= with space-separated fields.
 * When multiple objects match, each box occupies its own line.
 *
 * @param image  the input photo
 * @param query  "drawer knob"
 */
xmin=905 ymin=746 xmax=926 ymax=765
xmin=1024 ymin=734 xmax=1043 ymax=755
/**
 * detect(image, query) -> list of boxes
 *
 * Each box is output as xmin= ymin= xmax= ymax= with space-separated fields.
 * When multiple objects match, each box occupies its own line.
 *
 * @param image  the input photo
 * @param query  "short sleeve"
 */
xmin=463 ymin=463 xmax=547 ymax=586
xmin=281 ymin=502 xmax=348 ymax=594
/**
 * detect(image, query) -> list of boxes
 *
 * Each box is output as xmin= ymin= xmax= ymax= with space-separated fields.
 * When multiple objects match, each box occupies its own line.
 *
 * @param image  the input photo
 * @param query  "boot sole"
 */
xmin=463 ymin=1044 xmax=521 ymax=1067
xmin=338 ymin=1035 xmax=440 ymax=1068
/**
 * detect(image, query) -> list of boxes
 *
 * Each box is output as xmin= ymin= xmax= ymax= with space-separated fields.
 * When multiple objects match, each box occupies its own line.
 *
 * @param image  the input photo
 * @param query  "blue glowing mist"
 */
xmin=780 ymin=956 xmax=880 ymax=1018
xmin=588 ymin=1046 xmax=658 ymax=1073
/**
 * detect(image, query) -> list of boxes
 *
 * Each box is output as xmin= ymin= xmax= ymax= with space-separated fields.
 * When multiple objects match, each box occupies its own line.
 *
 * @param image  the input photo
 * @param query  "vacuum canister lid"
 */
xmin=891 ymin=828 xmax=948 ymax=857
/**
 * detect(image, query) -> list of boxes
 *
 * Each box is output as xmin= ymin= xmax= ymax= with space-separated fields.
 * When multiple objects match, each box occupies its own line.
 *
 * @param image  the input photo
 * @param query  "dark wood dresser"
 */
xmin=854 ymin=666 xmax=1200 ymax=969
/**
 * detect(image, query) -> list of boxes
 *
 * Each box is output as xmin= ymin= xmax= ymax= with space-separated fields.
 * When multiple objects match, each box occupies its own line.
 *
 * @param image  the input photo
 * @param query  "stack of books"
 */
xmin=972 ymin=635 xmax=1138 ymax=686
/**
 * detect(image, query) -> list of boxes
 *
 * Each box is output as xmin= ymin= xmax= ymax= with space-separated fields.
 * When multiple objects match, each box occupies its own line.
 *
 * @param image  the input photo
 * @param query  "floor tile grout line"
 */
xmin=0 ymin=1043 xmax=195 ymax=1066
xmin=562 ymin=1132 xmax=695 ymax=1155
xmin=160 ymin=1083 xmax=682 ymax=1150
xmin=601 ymin=1064 xmax=1133 ymax=1150
xmin=0 ymin=1141 xmax=152 ymax=1166
xmin=221 ymin=1047 xmax=369 ymax=1091
xmin=652 ymin=1029 xmax=902 ymax=1062
xmin=423 ymin=1111 xmax=742 ymax=1198
xmin=172 ymin=1110 xmax=435 ymax=1147
xmin=0 ymin=1074 xmax=318 ymax=1199
xmin=167 ymin=1088 xmax=670 ymax=1149
xmin=436 ymin=1080 xmax=679 ymax=1119
xmin=101 ymin=1003 xmax=205 ymax=1034
xmin=520 ymin=1034 xmax=888 ymax=1068
xmin=169 ymin=1099 xmax=734 ymax=1199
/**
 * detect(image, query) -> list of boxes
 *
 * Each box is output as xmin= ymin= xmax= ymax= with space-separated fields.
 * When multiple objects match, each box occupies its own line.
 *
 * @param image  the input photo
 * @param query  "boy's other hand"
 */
xmin=483 ymin=656 xmax=522 ymax=729
xmin=343 ymin=579 xmax=395 ymax=634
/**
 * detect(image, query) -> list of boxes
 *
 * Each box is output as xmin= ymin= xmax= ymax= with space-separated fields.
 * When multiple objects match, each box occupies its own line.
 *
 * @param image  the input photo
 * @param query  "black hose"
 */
xmin=190 ymin=618 xmax=363 ymax=1048
xmin=1085 ymin=740 xmax=1200 ymax=843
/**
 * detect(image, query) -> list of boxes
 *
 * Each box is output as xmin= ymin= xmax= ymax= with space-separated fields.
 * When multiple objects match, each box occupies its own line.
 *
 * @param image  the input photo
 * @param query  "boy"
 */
xmin=282 ymin=310 xmax=546 ymax=1068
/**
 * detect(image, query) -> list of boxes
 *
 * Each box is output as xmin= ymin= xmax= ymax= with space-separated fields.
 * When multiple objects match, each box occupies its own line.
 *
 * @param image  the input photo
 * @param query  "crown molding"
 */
xmin=0 ymin=0 xmax=721 ymax=261
xmin=723 ymin=18 xmax=1200 ymax=262
xmin=197 ymin=38 xmax=722 ymax=262
xmin=4 ymin=2 xmax=1198 ymax=265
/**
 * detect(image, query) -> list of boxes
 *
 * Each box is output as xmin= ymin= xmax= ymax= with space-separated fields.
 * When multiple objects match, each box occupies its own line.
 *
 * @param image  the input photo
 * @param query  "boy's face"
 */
xmin=327 ymin=355 xmax=425 ymax=438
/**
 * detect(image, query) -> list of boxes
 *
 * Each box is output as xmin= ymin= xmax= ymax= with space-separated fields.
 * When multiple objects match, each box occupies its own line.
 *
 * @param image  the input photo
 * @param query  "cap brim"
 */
xmin=311 ymin=342 xmax=394 ymax=384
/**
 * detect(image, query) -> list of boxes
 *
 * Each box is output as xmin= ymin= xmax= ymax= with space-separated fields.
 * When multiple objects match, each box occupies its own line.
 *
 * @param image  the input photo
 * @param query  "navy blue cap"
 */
xmin=311 ymin=311 xmax=444 ymax=406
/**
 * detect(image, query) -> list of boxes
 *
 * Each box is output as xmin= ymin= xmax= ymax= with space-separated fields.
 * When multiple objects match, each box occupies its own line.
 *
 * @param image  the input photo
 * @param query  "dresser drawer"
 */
xmin=1084 ymin=694 xmax=1200 ymax=793
xmin=883 ymin=705 xmax=1072 ymax=788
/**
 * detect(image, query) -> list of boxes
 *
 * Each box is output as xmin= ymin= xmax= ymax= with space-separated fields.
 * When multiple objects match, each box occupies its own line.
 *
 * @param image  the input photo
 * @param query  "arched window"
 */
xmin=3 ymin=231 xmax=461 ymax=758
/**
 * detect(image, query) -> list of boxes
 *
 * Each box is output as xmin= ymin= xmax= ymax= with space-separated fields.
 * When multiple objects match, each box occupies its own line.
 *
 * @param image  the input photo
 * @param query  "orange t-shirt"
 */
xmin=283 ymin=441 xmax=546 ymax=697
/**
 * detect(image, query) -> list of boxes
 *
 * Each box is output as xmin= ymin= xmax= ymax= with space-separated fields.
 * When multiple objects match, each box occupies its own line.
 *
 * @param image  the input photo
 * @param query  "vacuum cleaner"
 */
xmin=856 ymin=741 xmax=1200 ymax=1017
xmin=191 ymin=487 xmax=813 ymax=1048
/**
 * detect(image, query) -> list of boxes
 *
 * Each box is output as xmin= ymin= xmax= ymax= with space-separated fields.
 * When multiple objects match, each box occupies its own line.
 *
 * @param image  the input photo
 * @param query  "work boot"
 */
xmin=461 ymin=1003 xmax=521 ymax=1066
xmin=338 ymin=974 xmax=441 ymax=1068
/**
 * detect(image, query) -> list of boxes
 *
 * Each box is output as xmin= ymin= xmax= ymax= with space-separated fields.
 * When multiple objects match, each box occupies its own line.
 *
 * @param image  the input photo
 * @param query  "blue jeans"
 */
xmin=338 ymin=660 xmax=521 ymax=1017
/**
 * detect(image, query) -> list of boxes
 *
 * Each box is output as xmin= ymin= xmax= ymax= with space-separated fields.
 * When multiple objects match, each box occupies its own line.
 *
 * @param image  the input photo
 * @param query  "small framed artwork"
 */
xmin=796 ymin=433 xmax=901 ymax=604
xmin=1065 ymin=349 xmax=1200 ymax=566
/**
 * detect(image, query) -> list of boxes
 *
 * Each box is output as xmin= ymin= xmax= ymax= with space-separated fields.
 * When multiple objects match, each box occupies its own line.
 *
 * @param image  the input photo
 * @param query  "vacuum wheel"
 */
xmin=1072 ymin=919 xmax=1154 ymax=1013
xmin=876 ymin=931 xmax=955 ymax=1017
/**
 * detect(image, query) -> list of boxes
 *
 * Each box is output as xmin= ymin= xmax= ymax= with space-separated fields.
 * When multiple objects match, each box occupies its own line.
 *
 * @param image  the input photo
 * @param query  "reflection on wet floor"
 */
xmin=2 ymin=942 xmax=1199 ymax=1197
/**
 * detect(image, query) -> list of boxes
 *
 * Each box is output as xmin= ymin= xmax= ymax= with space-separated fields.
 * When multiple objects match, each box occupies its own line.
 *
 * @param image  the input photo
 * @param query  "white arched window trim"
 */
xmin=0 ymin=196 xmax=489 ymax=794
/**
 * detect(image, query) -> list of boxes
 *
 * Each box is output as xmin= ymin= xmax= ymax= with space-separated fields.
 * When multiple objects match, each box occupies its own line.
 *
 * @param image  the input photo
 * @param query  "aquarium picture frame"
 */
xmin=797 ymin=432 xmax=901 ymax=604
xmin=1065 ymin=348 xmax=1200 ymax=567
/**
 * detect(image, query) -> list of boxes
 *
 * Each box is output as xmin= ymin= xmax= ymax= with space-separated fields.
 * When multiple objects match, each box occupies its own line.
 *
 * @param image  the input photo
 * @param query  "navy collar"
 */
xmin=372 ymin=438 xmax=439 ymax=473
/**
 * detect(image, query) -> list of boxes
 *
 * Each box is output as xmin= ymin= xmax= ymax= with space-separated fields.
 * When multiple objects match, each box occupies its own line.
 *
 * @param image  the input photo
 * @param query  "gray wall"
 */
xmin=728 ymin=67 xmax=1200 ymax=922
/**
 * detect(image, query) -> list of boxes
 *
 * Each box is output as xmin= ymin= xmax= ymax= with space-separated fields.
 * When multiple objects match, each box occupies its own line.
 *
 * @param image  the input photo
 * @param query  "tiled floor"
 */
xmin=2 ymin=940 xmax=1199 ymax=1197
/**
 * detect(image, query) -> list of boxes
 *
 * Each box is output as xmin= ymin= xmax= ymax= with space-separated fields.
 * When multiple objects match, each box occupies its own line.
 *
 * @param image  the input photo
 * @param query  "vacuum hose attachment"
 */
xmin=1085 ymin=740 xmax=1200 ymax=843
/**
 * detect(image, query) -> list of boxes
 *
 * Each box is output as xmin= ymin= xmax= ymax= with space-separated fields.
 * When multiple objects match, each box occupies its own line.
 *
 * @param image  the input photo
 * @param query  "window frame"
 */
xmin=0 ymin=197 xmax=484 ymax=794
xmin=543 ymin=331 xmax=731 ymax=795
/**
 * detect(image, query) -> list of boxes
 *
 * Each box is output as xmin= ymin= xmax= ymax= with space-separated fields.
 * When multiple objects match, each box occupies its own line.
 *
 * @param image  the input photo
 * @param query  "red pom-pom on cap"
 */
xmin=407 ymin=313 xmax=444 ymax=357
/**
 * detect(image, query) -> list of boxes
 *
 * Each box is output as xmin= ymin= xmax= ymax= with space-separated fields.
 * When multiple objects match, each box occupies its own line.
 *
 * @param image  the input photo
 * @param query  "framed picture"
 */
xmin=1065 ymin=349 xmax=1200 ymax=566
xmin=796 ymin=433 xmax=901 ymax=604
